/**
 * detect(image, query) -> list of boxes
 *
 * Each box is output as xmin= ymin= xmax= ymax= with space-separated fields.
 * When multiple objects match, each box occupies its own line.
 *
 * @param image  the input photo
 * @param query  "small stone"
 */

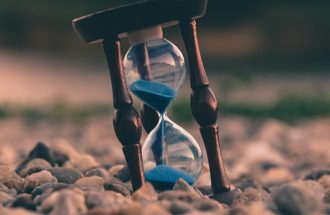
xmin=229 ymin=202 xmax=275 ymax=215
xmin=12 ymin=194 xmax=36 ymax=211
xmin=0 ymin=165 xmax=24 ymax=192
xmin=86 ymin=201 xmax=142 ymax=215
xmin=197 ymin=186 xmax=213 ymax=196
xmin=0 ymin=207 xmax=38 ymax=215
xmin=260 ymin=168 xmax=294 ymax=187
xmin=24 ymin=170 xmax=57 ymax=193
xmin=47 ymin=167 xmax=82 ymax=184
xmin=167 ymin=200 xmax=194 ymax=214
xmin=75 ymin=176 xmax=104 ymax=192
xmin=305 ymin=168 xmax=330 ymax=180
xmin=272 ymin=183 xmax=323 ymax=215
xmin=232 ymin=188 xmax=271 ymax=206
xmin=49 ymin=139 xmax=80 ymax=164
xmin=85 ymin=168 xmax=109 ymax=179
xmin=65 ymin=154 xmax=99 ymax=172
xmin=297 ymin=180 xmax=325 ymax=200
xmin=141 ymin=203 xmax=171 ymax=215
xmin=16 ymin=142 xmax=56 ymax=173
xmin=113 ymin=165 xmax=131 ymax=182
xmin=319 ymin=175 xmax=330 ymax=190
xmin=132 ymin=183 xmax=158 ymax=202
xmin=173 ymin=178 xmax=203 ymax=198
xmin=0 ymin=183 xmax=16 ymax=197
xmin=31 ymin=182 xmax=69 ymax=199
xmin=235 ymin=176 xmax=263 ymax=191
xmin=85 ymin=191 xmax=132 ymax=209
xmin=324 ymin=189 xmax=330 ymax=203
xmin=18 ymin=159 xmax=52 ymax=178
xmin=104 ymin=176 xmax=131 ymax=196
xmin=41 ymin=189 xmax=86 ymax=214
xmin=159 ymin=190 xmax=199 ymax=203
xmin=192 ymin=197 xmax=224 ymax=212
xmin=108 ymin=164 xmax=125 ymax=176
xmin=0 ymin=191 xmax=14 ymax=205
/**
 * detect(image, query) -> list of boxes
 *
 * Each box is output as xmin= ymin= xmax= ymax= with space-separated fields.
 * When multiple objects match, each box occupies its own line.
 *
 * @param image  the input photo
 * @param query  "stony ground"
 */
xmin=0 ymin=116 xmax=329 ymax=215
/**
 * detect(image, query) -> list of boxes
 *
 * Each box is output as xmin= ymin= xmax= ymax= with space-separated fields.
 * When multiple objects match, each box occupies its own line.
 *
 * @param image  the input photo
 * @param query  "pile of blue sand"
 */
xmin=145 ymin=165 xmax=195 ymax=191
xmin=129 ymin=80 xmax=176 ymax=114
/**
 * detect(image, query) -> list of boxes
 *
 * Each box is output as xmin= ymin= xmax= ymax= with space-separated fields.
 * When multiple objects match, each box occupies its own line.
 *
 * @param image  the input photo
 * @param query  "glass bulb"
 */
xmin=123 ymin=30 xmax=203 ymax=190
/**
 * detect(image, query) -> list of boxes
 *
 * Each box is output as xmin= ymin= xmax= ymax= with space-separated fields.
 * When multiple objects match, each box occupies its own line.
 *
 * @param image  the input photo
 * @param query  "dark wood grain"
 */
xmin=103 ymin=36 xmax=145 ymax=191
xmin=180 ymin=20 xmax=231 ymax=194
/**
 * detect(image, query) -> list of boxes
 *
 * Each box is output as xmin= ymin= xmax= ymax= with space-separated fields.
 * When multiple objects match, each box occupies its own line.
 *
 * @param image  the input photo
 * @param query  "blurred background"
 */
xmin=0 ymin=0 xmax=330 ymax=162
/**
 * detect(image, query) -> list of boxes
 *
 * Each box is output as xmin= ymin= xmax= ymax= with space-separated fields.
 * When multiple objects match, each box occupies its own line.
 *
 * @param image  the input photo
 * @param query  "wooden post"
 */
xmin=180 ymin=20 xmax=230 ymax=194
xmin=103 ymin=36 xmax=145 ymax=191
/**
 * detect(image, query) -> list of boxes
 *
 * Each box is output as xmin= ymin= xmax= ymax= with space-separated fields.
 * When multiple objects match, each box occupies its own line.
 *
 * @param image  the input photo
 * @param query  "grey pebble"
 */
xmin=167 ymin=200 xmax=194 ymax=214
xmin=85 ymin=191 xmax=132 ymax=209
xmin=0 ymin=165 xmax=24 ymax=192
xmin=159 ymin=190 xmax=199 ymax=203
xmin=132 ymin=183 xmax=158 ymax=202
xmin=18 ymin=159 xmax=52 ymax=177
xmin=104 ymin=176 xmax=131 ymax=196
xmin=0 ymin=191 xmax=14 ymax=205
xmin=113 ymin=166 xmax=131 ymax=182
xmin=192 ymin=197 xmax=224 ymax=212
xmin=47 ymin=167 xmax=82 ymax=184
xmin=272 ymin=183 xmax=324 ymax=215
xmin=305 ymin=168 xmax=330 ymax=180
xmin=11 ymin=193 xmax=36 ymax=211
xmin=232 ymin=188 xmax=271 ymax=206
xmin=31 ymin=182 xmax=69 ymax=199
xmin=173 ymin=178 xmax=203 ymax=198
xmin=23 ymin=170 xmax=57 ymax=193
xmin=235 ymin=176 xmax=263 ymax=191
xmin=85 ymin=167 xmax=109 ymax=179
xmin=75 ymin=176 xmax=105 ymax=192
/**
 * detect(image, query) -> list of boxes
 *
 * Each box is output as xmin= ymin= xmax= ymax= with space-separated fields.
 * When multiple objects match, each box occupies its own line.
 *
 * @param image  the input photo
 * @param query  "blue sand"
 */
xmin=130 ymin=80 xmax=176 ymax=115
xmin=145 ymin=165 xmax=195 ymax=190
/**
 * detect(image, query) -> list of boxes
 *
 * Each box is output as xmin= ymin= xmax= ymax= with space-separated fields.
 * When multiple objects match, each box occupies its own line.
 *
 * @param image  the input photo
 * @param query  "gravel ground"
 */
xmin=0 ymin=116 xmax=329 ymax=214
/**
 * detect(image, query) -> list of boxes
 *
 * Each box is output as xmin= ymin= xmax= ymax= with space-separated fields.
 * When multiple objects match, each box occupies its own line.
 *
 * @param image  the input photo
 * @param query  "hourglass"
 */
xmin=73 ymin=0 xmax=237 ymax=204
xmin=123 ymin=27 xmax=203 ymax=190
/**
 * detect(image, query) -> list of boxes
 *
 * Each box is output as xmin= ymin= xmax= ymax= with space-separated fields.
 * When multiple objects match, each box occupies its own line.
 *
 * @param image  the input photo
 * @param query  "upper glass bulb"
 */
xmin=123 ymin=27 xmax=186 ymax=92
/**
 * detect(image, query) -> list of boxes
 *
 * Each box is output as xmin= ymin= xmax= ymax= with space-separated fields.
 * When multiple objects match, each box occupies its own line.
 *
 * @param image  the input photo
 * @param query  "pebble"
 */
xmin=41 ymin=189 xmax=86 ymax=214
xmin=166 ymin=200 xmax=194 ymax=214
xmin=260 ymin=168 xmax=294 ymax=188
xmin=141 ymin=203 xmax=170 ymax=215
xmin=297 ymin=180 xmax=325 ymax=200
xmin=23 ymin=170 xmax=57 ymax=193
xmin=16 ymin=142 xmax=56 ymax=173
xmin=85 ymin=191 xmax=132 ymax=209
xmin=272 ymin=182 xmax=323 ymax=215
xmin=232 ymin=188 xmax=271 ymax=206
xmin=108 ymin=164 xmax=125 ymax=176
xmin=47 ymin=167 xmax=82 ymax=184
xmin=0 ymin=165 xmax=24 ymax=192
xmin=324 ymin=189 xmax=330 ymax=203
xmin=132 ymin=183 xmax=158 ymax=202
xmin=11 ymin=194 xmax=36 ymax=211
xmin=0 ymin=145 xmax=17 ymax=166
xmin=173 ymin=178 xmax=203 ymax=198
xmin=86 ymin=201 xmax=142 ymax=215
xmin=0 ymin=183 xmax=16 ymax=197
xmin=113 ymin=165 xmax=131 ymax=182
xmin=31 ymin=182 xmax=68 ymax=199
xmin=18 ymin=159 xmax=52 ymax=178
xmin=319 ymin=175 xmax=330 ymax=190
xmin=0 ymin=207 xmax=38 ymax=215
xmin=75 ymin=176 xmax=104 ymax=192
xmin=192 ymin=197 xmax=224 ymax=212
xmin=229 ymin=202 xmax=275 ymax=215
xmin=0 ymin=191 xmax=15 ymax=205
xmin=305 ymin=168 xmax=330 ymax=180
xmin=85 ymin=167 xmax=109 ymax=179
xmin=49 ymin=139 xmax=80 ymax=164
xmin=64 ymin=154 xmax=99 ymax=172
xmin=103 ymin=176 xmax=131 ymax=196
xmin=235 ymin=176 xmax=263 ymax=191
xmin=159 ymin=190 xmax=199 ymax=203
